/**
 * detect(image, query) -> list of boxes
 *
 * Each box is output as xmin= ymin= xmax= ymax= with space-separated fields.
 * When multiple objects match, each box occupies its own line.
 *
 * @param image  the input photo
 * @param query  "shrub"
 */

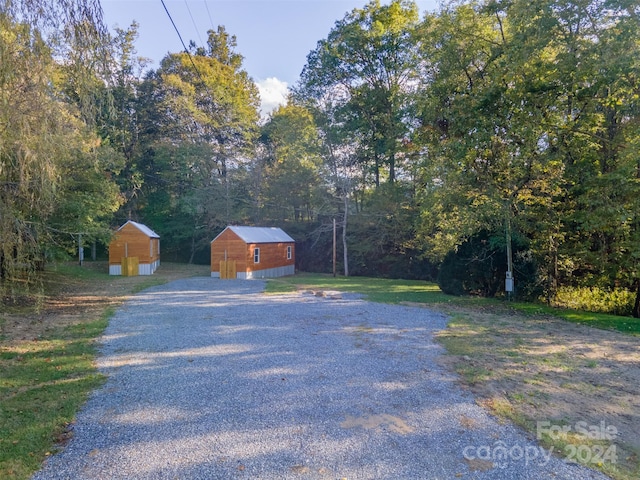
xmin=437 ymin=230 xmax=542 ymax=299
xmin=552 ymin=286 xmax=635 ymax=316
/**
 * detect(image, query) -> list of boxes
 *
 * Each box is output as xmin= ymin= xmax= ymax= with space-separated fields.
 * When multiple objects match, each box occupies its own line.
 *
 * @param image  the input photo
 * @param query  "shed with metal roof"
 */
xmin=211 ymin=226 xmax=295 ymax=279
xmin=108 ymin=220 xmax=160 ymax=276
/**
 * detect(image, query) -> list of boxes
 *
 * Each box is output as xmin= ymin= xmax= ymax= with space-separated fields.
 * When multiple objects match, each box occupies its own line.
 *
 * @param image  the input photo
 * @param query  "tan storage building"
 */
xmin=211 ymin=226 xmax=295 ymax=279
xmin=108 ymin=221 xmax=160 ymax=276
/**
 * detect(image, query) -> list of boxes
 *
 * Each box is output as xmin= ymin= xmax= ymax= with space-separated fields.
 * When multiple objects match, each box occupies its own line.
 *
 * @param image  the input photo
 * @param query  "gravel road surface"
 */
xmin=32 ymin=277 xmax=610 ymax=479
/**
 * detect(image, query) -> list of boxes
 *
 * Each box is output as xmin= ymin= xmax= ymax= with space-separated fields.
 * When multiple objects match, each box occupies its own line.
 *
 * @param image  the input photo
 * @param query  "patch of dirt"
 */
xmin=0 ymin=262 xmax=210 ymax=344
xmin=427 ymin=304 xmax=640 ymax=479
xmin=340 ymin=413 xmax=415 ymax=435
xmin=464 ymin=457 xmax=494 ymax=472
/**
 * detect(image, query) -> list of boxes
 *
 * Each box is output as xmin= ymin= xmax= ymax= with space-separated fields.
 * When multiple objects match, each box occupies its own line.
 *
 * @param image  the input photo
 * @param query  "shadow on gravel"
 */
xmin=32 ymin=278 xmax=610 ymax=480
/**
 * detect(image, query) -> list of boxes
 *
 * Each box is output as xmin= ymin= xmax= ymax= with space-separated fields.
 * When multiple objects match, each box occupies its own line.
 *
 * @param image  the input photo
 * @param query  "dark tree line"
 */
xmin=2 ymin=0 xmax=639 ymax=316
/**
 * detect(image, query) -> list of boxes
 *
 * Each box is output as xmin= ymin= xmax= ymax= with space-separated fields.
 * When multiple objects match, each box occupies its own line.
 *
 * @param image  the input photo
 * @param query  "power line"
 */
xmin=184 ymin=0 xmax=204 ymax=47
xmin=159 ymin=0 xmax=208 ymax=89
xmin=204 ymin=0 xmax=215 ymax=32
xmin=160 ymin=0 xmax=190 ymax=55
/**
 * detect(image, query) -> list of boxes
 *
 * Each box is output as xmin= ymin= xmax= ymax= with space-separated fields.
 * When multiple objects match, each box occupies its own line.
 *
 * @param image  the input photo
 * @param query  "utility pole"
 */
xmin=505 ymin=210 xmax=514 ymax=299
xmin=333 ymin=218 xmax=337 ymax=277
xmin=78 ymin=233 xmax=84 ymax=266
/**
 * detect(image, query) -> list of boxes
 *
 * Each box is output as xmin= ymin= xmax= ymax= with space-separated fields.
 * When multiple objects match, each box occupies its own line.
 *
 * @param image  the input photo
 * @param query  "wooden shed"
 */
xmin=211 ymin=226 xmax=295 ymax=279
xmin=108 ymin=220 xmax=160 ymax=276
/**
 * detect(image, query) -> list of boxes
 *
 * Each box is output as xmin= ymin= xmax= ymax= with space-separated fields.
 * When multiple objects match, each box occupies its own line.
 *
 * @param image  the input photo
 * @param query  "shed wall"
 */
xmin=245 ymin=242 xmax=295 ymax=272
xmin=211 ymin=230 xmax=295 ymax=279
xmin=210 ymin=230 xmax=248 ymax=276
xmin=108 ymin=223 xmax=160 ymax=275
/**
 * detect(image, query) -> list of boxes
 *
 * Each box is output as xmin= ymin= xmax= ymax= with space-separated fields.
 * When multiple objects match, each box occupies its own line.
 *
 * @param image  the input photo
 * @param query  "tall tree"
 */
xmin=298 ymin=0 xmax=422 ymax=186
xmin=131 ymin=27 xmax=260 ymax=261
xmin=258 ymin=104 xmax=325 ymax=223
xmin=1 ymin=1 xmax=115 ymax=281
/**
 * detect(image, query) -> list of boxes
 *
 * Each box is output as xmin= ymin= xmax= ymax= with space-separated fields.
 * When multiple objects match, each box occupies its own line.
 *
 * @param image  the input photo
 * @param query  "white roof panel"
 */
xmin=219 ymin=226 xmax=294 ymax=244
xmin=120 ymin=220 xmax=160 ymax=238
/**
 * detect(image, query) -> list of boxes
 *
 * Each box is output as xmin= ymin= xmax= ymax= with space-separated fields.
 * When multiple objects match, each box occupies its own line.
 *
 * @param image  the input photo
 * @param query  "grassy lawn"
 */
xmin=0 ymin=316 xmax=108 ymax=478
xmin=266 ymin=272 xmax=640 ymax=335
xmin=0 ymin=261 xmax=209 ymax=480
xmin=266 ymin=272 xmax=466 ymax=304
xmin=266 ymin=273 xmax=640 ymax=480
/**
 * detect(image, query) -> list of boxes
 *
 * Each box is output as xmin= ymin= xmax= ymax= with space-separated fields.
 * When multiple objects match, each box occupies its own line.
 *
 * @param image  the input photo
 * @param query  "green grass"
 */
xmin=0 ymin=315 xmax=109 ymax=479
xmin=0 ymin=261 xmax=207 ymax=480
xmin=266 ymin=273 xmax=640 ymax=335
xmin=510 ymin=301 xmax=640 ymax=335
xmin=47 ymin=262 xmax=109 ymax=280
xmin=266 ymin=272 xmax=470 ymax=304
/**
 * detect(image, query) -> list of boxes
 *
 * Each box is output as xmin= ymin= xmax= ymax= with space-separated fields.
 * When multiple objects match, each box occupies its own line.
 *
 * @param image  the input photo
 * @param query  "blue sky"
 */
xmin=100 ymin=0 xmax=439 ymax=113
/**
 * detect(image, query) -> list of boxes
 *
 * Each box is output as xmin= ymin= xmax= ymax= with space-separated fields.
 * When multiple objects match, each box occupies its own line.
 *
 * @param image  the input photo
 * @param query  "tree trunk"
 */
xmin=546 ymin=234 xmax=558 ymax=305
xmin=342 ymin=194 xmax=349 ymax=277
xmin=374 ymin=154 xmax=380 ymax=188
xmin=633 ymin=278 xmax=640 ymax=319
xmin=188 ymin=235 xmax=196 ymax=265
xmin=389 ymin=152 xmax=395 ymax=184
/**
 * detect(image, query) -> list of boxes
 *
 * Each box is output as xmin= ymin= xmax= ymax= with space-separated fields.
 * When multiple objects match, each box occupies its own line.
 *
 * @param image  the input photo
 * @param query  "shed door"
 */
xmin=219 ymin=260 xmax=237 ymax=279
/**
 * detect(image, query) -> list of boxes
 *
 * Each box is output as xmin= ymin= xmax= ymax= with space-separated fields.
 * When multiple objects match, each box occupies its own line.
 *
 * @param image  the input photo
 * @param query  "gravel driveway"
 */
xmin=32 ymin=278 xmax=609 ymax=479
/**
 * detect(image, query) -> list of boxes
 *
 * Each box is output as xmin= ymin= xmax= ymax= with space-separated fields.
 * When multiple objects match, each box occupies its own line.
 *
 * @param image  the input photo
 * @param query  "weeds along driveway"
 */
xmin=32 ymin=278 xmax=609 ymax=480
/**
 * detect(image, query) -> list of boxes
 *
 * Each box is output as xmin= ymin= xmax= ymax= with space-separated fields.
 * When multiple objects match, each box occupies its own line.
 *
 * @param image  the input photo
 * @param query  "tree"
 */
xmin=102 ymin=22 xmax=150 ymax=159
xmin=414 ymin=0 xmax=640 ymax=304
xmin=298 ymin=0 xmax=422 ymax=186
xmin=47 ymin=142 xmax=124 ymax=259
xmin=1 ymin=4 xmax=119 ymax=284
xmin=129 ymin=27 xmax=260 ymax=262
xmin=258 ymin=104 xmax=325 ymax=223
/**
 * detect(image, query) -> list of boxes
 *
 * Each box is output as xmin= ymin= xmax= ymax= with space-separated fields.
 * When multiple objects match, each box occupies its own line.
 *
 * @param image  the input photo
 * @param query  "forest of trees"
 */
xmin=1 ymin=0 xmax=639 ymax=316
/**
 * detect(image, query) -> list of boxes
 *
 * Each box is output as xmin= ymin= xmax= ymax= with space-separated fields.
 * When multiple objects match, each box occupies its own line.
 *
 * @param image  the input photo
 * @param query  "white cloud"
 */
xmin=256 ymin=77 xmax=289 ymax=117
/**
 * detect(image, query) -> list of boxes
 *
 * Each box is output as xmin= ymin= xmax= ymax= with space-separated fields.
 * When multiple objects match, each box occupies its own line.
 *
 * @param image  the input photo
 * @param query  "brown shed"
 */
xmin=108 ymin=220 xmax=160 ymax=276
xmin=210 ymin=226 xmax=295 ymax=279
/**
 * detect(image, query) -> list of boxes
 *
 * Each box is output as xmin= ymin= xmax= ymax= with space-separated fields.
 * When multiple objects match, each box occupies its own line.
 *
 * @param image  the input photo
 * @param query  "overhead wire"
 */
xmin=184 ymin=0 xmax=205 ymax=47
xmin=204 ymin=0 xmax=215 ymax=32
xmin=159 ymin=0 xmax=209 ymax=89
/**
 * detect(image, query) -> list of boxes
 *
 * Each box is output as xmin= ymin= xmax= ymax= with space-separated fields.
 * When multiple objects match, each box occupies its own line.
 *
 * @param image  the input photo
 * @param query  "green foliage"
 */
xmin=258 ymin=104 xmax=326 ymax=223
xmin=437 ymin=233 xmax=499 ymax=297
xmin=437 ymin=230 xmax=541 ymax=299
xmin=0 ymin=8 xmax=121 ymax=289
xmin=413 ymin=0 xmax=640 ymax=309
xmin=0 ymin=16 xmax=58 ymax=281
xmin=346 ymin=184 xmax=435 ymax=279
xmin=298 ymin=0 xmax=422 ymax=185
xmin=552 ymin=287 xmax=636 ymax=317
